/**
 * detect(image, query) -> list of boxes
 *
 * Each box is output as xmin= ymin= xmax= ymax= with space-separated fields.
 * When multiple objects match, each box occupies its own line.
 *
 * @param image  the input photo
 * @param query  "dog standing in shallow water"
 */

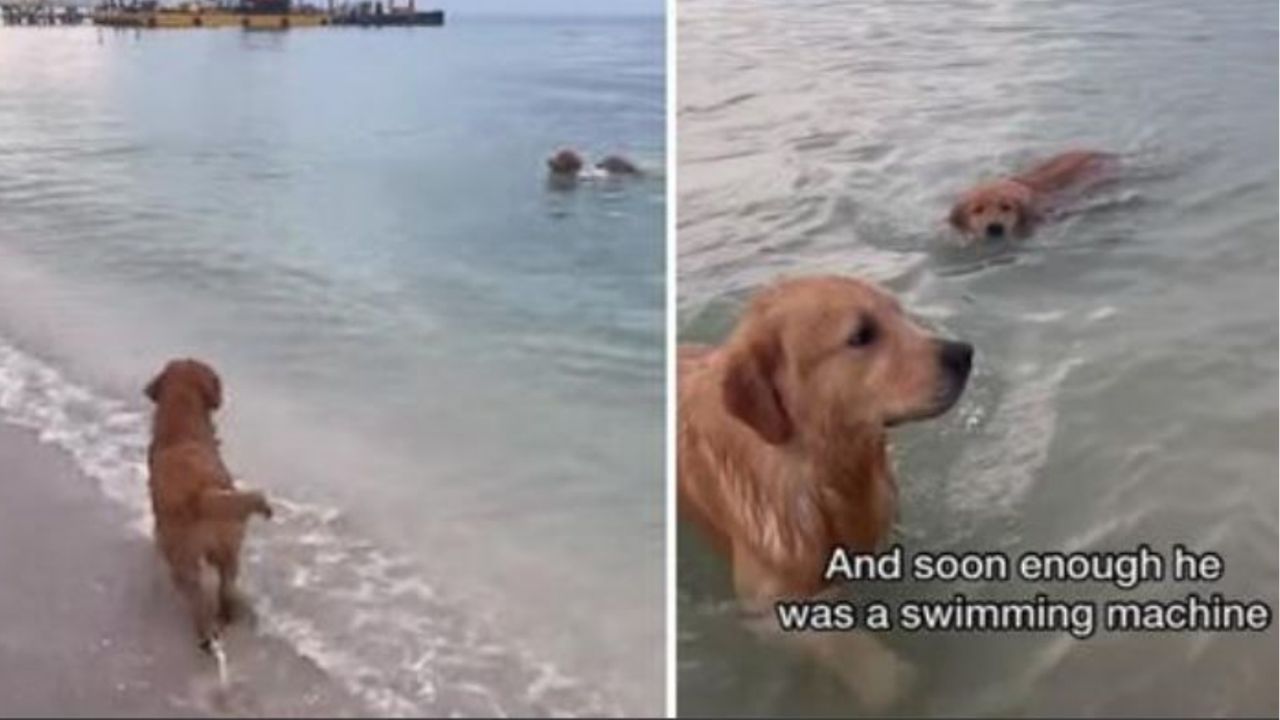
xmin=948 ymin=150 xmax=1113 ymax=241
xmin=679 ymin=276 xmax=972 ymax=707
xmin=145 ymin=358 xmax=271 ymax=652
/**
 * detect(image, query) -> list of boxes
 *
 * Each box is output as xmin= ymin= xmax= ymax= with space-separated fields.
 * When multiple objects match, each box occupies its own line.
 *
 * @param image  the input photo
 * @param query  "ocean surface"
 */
xmin=0 ymin=15 xmax=664 ymax=717
xmin=677 ymin=0 xmax=1277 ymax=716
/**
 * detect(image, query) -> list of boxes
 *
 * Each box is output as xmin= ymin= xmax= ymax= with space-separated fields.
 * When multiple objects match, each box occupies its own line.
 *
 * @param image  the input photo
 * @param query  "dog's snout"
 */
xmin=986 ymin=222 xmax=1005 ymax=238
xmin=939 ymin=340 xmax=973 ymax=378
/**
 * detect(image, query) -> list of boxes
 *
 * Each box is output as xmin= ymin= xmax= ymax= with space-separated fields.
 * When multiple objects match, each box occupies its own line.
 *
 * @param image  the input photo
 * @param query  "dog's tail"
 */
xmin=196 ymin=489 xmax=273 ymax=521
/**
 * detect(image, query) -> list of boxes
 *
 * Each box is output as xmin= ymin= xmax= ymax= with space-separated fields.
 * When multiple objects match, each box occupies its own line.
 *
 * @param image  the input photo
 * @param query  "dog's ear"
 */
xmin=948 ymin=202 xmax=968 ymax=232
xmin=721 ymin=331 xmax=793 ymax=445
xmin=194 ymin=363 xmax=223 ymax=410
xmin=144 ymin=371 xmax=164 ymax=403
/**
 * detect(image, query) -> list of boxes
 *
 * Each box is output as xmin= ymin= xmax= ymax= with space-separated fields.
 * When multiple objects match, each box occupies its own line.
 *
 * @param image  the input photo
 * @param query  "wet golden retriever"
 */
xmin=546 ymin=147 xmax=643 ymax=184
xmin=949 ymin=150 xmax=1112 ymax=240
xmin=145 ymin=358 xmax=271 ymax=651
xmin=678 ymin=276 xmax=972 ymax=706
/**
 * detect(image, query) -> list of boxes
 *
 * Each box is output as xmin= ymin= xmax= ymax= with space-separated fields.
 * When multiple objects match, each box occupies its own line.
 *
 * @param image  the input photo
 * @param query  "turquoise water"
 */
xmin=678 ymin=0 xmax=1277 ymax=716
xmin=0 ymin=16 xmax=663 ymax=715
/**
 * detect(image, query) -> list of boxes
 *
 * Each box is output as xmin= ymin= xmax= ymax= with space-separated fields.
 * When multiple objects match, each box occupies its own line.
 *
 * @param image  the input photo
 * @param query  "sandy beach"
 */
xmin=0 ymin=424 xmax=367 ymax=717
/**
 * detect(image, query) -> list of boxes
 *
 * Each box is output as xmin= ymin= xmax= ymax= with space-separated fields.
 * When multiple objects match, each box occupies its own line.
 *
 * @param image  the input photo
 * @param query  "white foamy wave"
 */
xmin=1086 ymin=305 xmax=1117 ymax=322
xmin=0 ymin=340 xmax=154 ymax=534
xmin=0 ymin=337 xmax=620 ymax=717
xmin=245 ymin=498 xmax=622 ymax=717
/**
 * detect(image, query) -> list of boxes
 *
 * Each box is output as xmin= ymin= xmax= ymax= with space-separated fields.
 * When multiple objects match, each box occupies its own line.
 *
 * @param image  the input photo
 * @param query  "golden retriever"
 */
xmin=546 ymin=147 xmax=643 ymax=184
xmin=948 ymin=150 xmax=1111 ymax=240
xmin=678 ymin=276 xmax=972 ymax=706
xmin=145 ymin=358 xmax=271 ymax=651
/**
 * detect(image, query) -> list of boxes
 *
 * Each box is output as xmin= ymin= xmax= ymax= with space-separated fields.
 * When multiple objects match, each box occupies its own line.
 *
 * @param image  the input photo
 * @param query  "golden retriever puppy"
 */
xmin=949 ymin=150 xmax=1112 ymax=240
xmin=679 ymin=276 xmax=972 ymax=706
xmin=145 ymin=359 xmax=271 ymax=651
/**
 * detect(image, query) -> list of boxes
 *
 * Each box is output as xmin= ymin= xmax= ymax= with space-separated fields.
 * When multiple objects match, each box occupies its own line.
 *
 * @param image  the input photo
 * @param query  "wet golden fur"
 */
xmin=678 ymin=276 xmax=973 ymax=705
xmin=679 ymin=276 xmax=971 ymax=606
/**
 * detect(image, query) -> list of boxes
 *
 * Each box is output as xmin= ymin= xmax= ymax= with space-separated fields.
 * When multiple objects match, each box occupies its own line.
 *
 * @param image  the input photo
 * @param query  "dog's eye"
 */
xmin=999 ymin=202 xmax=1012 ymax=212
xmin=848 ymin=320 xmax=878 ymax=348
xmin=973 ymin=204 xmax=985 ymax=214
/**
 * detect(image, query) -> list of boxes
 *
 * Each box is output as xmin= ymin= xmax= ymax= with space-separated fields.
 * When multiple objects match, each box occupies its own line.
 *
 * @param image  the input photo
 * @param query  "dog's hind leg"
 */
xmin=210 ymin=537 xmax=247 ymax=626
xmin=172 ymin=560 xmax=219 ymax=651
xmin=214 ymin=556 xmax=241 ymax=625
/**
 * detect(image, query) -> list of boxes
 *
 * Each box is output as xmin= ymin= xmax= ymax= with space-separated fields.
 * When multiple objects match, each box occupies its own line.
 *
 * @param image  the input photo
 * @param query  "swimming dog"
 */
xmin=546 ymin=147 xmax=643 ymax=184
xmin=949 ymin=150 xmax=1112 ymax=240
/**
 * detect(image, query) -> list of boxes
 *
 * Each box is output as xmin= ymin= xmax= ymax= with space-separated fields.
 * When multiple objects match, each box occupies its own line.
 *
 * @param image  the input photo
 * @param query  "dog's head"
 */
xmin=949 ymin=180 xmax=1036 ymax=240
xmin=145 ymin=358 xmax=223 ymax=411
xmin=546 ymin=148 xmax=585 ymax=177
xmin=719 ymin=276 xmax=972 ymax=445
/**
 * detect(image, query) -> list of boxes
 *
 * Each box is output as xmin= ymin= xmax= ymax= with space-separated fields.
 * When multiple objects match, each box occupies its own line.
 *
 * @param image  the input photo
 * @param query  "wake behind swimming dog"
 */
xmin=948 ymin=150 xmax=1114 ymax=241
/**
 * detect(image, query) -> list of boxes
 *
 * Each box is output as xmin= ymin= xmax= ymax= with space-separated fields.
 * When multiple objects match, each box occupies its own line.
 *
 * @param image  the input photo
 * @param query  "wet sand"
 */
xmin=0 ymin=424 xmax=367 ymax=717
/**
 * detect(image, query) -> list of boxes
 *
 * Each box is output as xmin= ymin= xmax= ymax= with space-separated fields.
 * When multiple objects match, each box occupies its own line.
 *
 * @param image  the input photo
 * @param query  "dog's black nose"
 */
xmin=986 ymin=222 xmax=1005 ymax=238
xmin=939 ymin=340 xmax=973 ymax=378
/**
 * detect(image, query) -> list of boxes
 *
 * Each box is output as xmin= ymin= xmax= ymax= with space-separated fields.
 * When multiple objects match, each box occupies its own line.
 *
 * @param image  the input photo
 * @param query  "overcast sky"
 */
xmin=456 ymin=0 xmax=662 ymax=16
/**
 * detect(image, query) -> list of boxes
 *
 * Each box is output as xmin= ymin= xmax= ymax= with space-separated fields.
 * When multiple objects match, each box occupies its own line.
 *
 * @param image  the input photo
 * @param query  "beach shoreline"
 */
xmin=0 ymin=423 xmax=367 ymax=717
